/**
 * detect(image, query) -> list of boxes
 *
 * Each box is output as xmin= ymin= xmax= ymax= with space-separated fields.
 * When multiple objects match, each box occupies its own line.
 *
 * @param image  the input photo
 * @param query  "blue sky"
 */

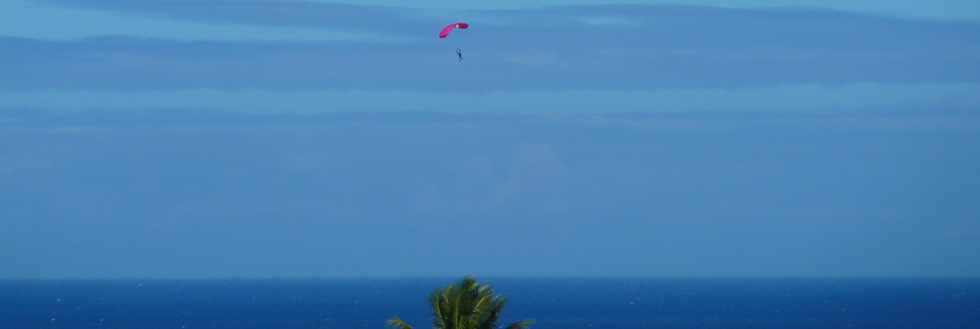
xmin=1 ymin=1 xmax=979 ymax=278
xmin=3 ymin=0 xmax=979 ymax=112
xmin=11 ymin=0 xmax=980 ymax=23
xmin=341 ymin=0 xmax=980 ymax=21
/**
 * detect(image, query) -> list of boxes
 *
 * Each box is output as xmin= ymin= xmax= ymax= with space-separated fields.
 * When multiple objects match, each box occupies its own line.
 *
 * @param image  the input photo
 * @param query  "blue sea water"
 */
xmin=2 ymin=279 xmax=978 ymax=329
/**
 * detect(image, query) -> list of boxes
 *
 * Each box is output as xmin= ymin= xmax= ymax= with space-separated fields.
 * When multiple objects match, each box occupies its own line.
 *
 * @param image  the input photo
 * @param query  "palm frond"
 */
xmin=386 ymin=317 xmax=415 ymax=329
xmin=393 ymin=276 xmax=530 ymax=329
xmin=429 ymin=291 xmax=447 ymax=329
xmin=504 ymin=319 xmax=535 ymax=329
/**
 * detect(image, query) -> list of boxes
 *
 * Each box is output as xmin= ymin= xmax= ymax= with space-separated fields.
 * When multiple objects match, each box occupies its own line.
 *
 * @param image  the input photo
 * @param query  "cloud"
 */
xmin=1 ymin=1 xmax=388 ymax=42
xmin=579 ymin=16 xmax=638 ymax=26
xmin=41 ymin=0 xmax=444 ymax=37
xmin=5 ymin=3 xmax=979 ymax=91
xmin=3 ymin=83 xmax=980 ymax=116
xmin=2 ymin=36 xmax=977 ymax=92
xmin=40 ymin=1 xmax=980 ymax=48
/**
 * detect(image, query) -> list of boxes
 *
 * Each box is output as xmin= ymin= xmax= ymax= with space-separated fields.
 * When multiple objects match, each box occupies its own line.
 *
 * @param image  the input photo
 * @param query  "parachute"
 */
xmin=439 ymin=22 xmax=469 ymax=39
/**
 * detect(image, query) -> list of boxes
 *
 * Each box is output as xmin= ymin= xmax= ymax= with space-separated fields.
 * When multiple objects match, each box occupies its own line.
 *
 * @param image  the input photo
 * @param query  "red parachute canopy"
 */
xmin=438 ymin=22 xmax=469 ymax=38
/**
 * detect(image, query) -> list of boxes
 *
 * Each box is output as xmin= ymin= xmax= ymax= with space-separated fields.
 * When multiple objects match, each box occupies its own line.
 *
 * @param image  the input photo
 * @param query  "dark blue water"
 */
xmin=2 ymin=279 xmax=978 ymax=329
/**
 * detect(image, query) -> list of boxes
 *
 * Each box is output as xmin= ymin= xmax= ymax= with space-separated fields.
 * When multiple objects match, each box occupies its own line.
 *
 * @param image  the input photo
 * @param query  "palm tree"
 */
xmin=387 ymin=276 xmax=534 ymax=329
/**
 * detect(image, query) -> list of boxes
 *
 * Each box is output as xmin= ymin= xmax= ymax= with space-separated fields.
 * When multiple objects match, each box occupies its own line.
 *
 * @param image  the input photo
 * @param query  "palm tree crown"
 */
xmin=387 ymin=276 xmax=534 ymax=329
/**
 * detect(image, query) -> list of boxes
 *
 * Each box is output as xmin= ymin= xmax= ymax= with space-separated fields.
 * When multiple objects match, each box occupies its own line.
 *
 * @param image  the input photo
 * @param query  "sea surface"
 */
xmin=2 ymin=279 xmax=978 ymax=329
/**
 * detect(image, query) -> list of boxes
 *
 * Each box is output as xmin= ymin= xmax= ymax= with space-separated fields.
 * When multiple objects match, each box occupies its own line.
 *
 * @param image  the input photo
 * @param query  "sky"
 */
xmin=1 ymin=1 xmax=979 ymax=279
xmin=334 ymin=0 xmax=980 ymax=20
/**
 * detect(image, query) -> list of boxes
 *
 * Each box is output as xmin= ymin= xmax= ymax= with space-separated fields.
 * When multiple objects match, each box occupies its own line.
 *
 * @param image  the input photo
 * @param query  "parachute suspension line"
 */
xmin=439 ymin=22 xmax=470 ymax=63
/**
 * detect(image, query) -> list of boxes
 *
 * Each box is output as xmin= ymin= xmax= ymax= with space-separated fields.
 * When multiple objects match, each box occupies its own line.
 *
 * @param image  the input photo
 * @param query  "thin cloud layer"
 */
xmin=5 ymin=2 xmax=979 ymax=91
xmin=42 ymin=0 xmax=443 ymax=37
xmin=4 ymin=84 xmax=980 ymax=114
xmin=1 ymin=36 xmax=975 ymax=92
xmin=41 ymin=1 xmax=980 ymax=48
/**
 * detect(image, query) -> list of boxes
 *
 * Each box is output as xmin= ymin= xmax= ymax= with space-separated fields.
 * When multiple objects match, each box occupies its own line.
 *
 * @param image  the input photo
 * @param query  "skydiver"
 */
xmin=457 ymin=48 xmax=463 ymax=63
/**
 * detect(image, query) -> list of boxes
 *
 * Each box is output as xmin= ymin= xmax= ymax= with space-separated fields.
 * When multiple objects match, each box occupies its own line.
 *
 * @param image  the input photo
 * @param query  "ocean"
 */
xmin=2 ymin=279 xmax=978 ymax=329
